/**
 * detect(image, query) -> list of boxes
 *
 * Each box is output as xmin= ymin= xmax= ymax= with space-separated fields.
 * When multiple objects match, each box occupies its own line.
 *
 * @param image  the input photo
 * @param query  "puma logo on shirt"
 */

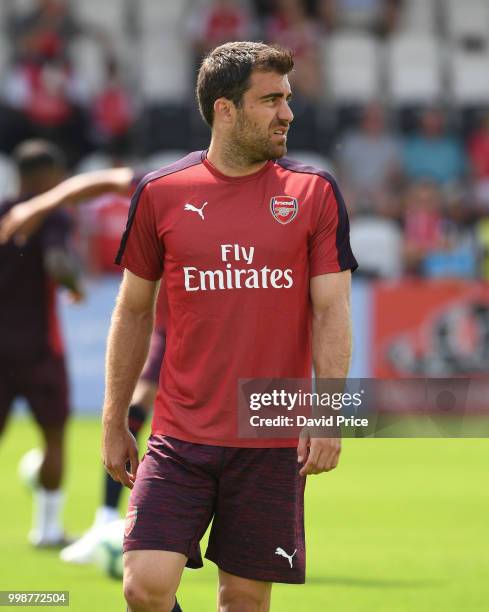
xmin=184 ymin=202 xmax=207 ymax=220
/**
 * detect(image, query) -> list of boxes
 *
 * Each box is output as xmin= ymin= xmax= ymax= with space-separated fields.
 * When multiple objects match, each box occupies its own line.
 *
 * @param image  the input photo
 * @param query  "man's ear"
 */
xmin=213 ymin=97 xmax=235 ymax=125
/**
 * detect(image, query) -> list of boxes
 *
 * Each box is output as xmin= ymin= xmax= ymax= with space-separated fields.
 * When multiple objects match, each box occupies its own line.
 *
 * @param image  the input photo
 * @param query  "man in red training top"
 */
xmin=104 ymin=42 xmax=357 ymax=612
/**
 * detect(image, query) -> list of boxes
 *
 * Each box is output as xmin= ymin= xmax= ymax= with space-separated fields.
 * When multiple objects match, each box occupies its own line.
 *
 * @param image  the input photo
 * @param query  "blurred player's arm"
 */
xmin=102 ymin=269 xmax=159 ymax=489
xmin=42 ymin=210 xmax=84 ymax=301
xmin=45 ymin=247 xmax=84 ymax=301
xmin=0 ymin=168 xmax=135 ymax=245
xmin=298 ymin=270 xmax=352 ymax=476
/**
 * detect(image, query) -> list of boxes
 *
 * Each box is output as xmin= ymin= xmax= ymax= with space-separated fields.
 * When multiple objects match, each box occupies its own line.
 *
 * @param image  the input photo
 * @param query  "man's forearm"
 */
xmin=311 ymin=300 xmax=352 ymax=434
xmin=103 ymin=301 xmax=153 ymax=426
xmin=26 ymin=168 xmax=135 ymax=213
xmin=312 ymin=298 xmax=352 ymax=379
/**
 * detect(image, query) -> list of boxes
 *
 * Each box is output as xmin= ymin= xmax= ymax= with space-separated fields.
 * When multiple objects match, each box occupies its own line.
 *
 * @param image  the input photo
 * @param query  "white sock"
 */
xmin=93 ymin=506 xmax=120 ymax=528
xmin=32 ymin=488 xmax=64 ymax=542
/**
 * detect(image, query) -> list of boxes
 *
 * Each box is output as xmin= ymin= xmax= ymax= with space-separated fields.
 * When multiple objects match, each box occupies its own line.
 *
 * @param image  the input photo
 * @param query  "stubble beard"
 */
xmin=227 ymin=110 xmax=288 ymax=167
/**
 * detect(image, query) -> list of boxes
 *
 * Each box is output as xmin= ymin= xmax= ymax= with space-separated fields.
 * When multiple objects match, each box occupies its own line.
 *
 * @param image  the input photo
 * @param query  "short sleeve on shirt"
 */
xmin=116 ymin=182 xmax=164 ymax=281
xmin=309 ymin=177 xmax=358 ymax=278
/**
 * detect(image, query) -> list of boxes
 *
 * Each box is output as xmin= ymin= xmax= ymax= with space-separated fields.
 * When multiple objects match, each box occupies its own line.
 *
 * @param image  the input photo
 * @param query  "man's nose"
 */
xmin=278 ymin=100 xmax=294 ymax=124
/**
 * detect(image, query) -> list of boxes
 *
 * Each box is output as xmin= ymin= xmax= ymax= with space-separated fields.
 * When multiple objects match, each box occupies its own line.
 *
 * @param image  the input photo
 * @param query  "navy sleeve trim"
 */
xmin=276 ymin=157 xmax=358 ymax=272
xmin=115 ymin=151 xmax=204 ymax=265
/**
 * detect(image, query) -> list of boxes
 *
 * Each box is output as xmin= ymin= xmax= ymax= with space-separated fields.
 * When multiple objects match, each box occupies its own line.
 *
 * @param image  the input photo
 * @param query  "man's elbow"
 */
xmin=312 ymin=295 xmax=351 ymax=323
xmin=113 ymin=295 xmax=155 ymax=324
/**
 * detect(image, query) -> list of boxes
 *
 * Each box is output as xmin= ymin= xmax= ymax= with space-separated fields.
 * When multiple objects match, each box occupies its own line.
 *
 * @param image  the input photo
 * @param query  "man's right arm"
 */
xmin=102 ymin=269 xmax=159 ymax=488
xmin=0 ymin=168 xmax=134 ymax=245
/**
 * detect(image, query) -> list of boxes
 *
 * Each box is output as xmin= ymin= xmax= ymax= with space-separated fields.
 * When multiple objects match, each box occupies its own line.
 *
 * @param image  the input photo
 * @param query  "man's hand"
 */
xmin=297 ymin=429 xmax=341 ymax=476
xmin=0 ymin=201 xmax=46 ymax=245
xmin=102 ymin=420 xmax=140 ymax=489
xmin=65 ymin=288 xmax=85 ymax=304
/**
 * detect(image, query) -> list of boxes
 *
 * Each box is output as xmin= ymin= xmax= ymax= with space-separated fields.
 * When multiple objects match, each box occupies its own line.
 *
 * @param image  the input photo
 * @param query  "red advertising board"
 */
xmin=372 ymin=280 xmax=489 ymax=378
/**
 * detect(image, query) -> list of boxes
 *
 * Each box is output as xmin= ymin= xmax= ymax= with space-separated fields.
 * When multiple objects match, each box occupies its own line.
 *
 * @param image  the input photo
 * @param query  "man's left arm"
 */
xmin=298 ymin=270 xmax=352 ymax=476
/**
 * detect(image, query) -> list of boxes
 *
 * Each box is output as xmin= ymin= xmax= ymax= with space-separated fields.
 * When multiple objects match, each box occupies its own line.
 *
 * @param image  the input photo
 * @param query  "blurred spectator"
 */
xmin=317 ymin=0 xmax=402 ymax=36
xmin=90 ymin=57 xmax=136 ymax=157
xmin=403 ymin=181 xmax=476 ymax=278
xmin=2 ymin=57 xmax=87 ymax=165
xmin=9 ymin=0 xmax=82 ymax=64
xmin=403 ymin=108 xmax=466 ymax=189
xmin=476 ymin=217 xmax=489 ymax=280
xmin=188 ymin=0 xmax=254 ymax=59
xmin=467 ymin=112 xmax=489 ymax=209
xmin=0 ymin=0 xmax=112 ymax=163
xmin=265 ymin=0 xmax=321 ymax=100
xmin=427 ymin=193 xmax=477 ymax=278
xmin=403 ymin=182 xmax=447 ymax=274
xmin=336 ymin=103 xmax=402 ymax=213
xmin=5 ymin=58 xmax=76 ymax=126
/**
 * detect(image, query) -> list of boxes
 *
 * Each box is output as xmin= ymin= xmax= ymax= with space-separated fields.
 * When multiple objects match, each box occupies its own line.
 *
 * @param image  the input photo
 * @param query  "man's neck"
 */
xmin=207 ymin=140 xmax=268 ymax=177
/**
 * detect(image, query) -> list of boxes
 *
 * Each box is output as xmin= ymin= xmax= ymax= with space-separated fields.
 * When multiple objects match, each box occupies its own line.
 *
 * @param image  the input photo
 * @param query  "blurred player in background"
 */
xmin=0 ymin=165 xmax=167 ymax=564
xmin=0 ymin=139 xmax=82 ymax=547
xmin=104 ymin=42 xmax=356 ymax=612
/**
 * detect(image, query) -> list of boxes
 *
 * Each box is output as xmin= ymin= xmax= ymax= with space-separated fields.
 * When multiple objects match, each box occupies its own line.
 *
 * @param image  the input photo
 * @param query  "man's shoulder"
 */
xmin=275 ymin=157 xmax=339 ymax=190
xmin=134 ymin=151 xmax=205 ymax=196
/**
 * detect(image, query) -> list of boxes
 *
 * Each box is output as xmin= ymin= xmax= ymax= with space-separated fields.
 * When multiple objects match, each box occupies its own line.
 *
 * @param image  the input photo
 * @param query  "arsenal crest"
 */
xmin=125 ymin=505 xmax=138 ymax=537
xmin=270 ymin=196 xmax=298 ymax=225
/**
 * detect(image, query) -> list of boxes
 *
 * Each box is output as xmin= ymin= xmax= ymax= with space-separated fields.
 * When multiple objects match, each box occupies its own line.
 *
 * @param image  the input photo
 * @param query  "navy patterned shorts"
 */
xmin=124 ymin=434 xmax=306 ymax=583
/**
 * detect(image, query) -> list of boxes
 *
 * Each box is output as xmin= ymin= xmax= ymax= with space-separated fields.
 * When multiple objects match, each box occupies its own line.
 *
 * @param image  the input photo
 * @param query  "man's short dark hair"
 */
xmin=13 ymin=140 xmax=66 ymax=177
xmin=196 ymin=41 xmax=294 ymax=127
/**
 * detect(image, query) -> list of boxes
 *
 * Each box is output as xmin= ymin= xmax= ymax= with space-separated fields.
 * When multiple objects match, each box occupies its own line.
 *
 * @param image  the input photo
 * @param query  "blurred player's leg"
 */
xmin=26 ymin=354 xmax=70 ymax=548
xmin=1 ymin=345 xmax=69 ymax=549
xmin=30 ymin=424 xmax=67 ymax=547
xmin=60 ymin=329 xmax=164 ymax=564
xmin=59 ymin=390 xmax=152 ymax=564
xmin=0 ymin=368 xmax=15 ymax=437
xmin=38 ymin=424 xmax=63 ymax=489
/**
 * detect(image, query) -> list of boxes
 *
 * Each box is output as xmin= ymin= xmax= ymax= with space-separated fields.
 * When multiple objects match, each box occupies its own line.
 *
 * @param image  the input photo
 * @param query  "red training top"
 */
xmin=117 ymin=151 xmax=357 ymax=447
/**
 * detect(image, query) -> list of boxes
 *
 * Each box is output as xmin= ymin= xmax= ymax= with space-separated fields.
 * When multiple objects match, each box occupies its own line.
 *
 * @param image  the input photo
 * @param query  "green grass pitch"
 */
xmin=0 ymin=417 xmax=487 ymax=611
